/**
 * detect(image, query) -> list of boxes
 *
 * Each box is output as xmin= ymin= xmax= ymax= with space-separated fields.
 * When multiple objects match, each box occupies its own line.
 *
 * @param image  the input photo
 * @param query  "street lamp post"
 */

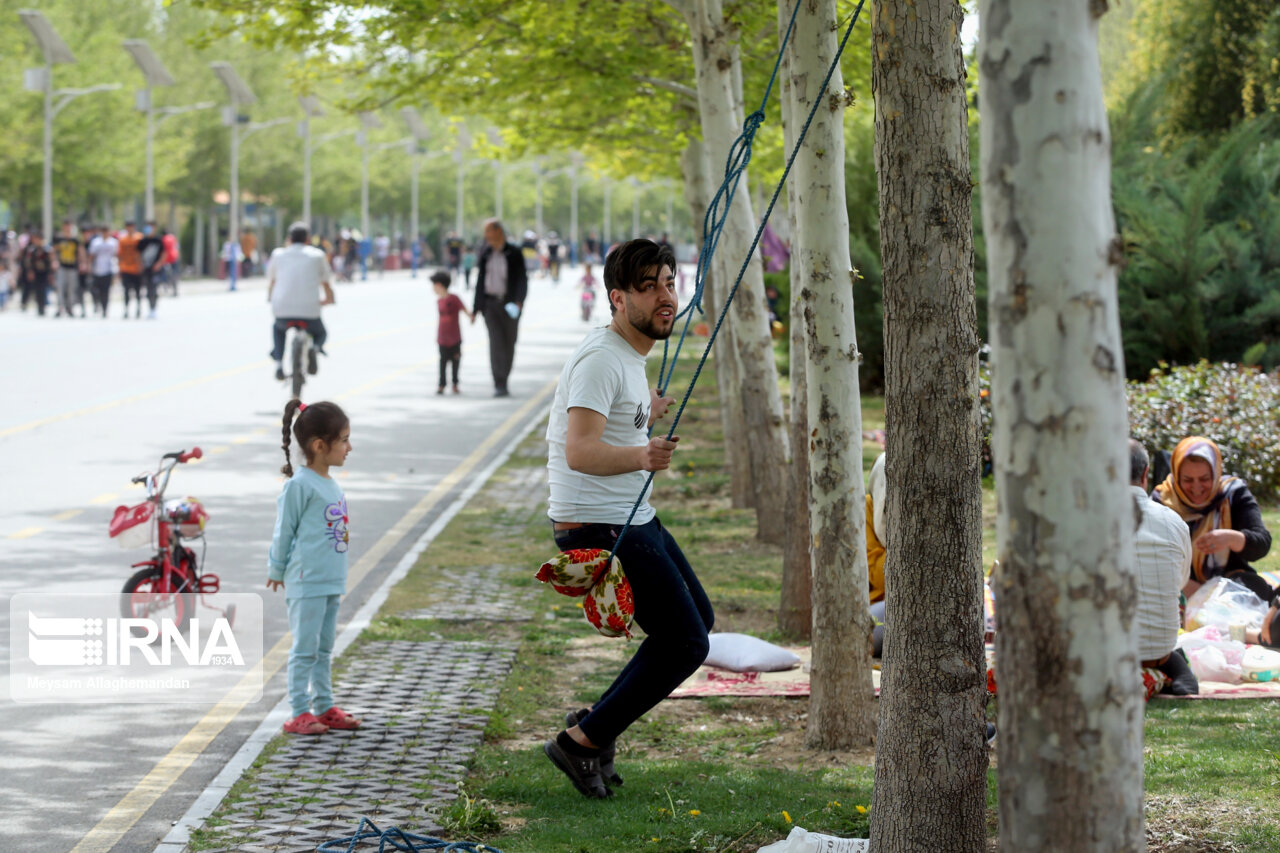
xmin=534 ymin=157 xmax=545 ymax=237
xmin=21 ymin=10 xmax=121 ymax=239
xmin=603 ymin=178 xmax=612 ymax=249
xmin=357 ymin=111 xmax=382 ymax=281
xmin=455 ymin=127 xmax=470 ymax=239
xmin=569 ymin=153 xmax=583 ymax=263
xmin=400 ymin=107 xmax=431 ymax=277
xmin=298 ymin=96 xmax=325 ymax=229
xmin=210 ymin=62 xmax=288 ymax=291
xmin=630 ymin=177 xmax=641 ymax=239
xmin=122 ymin=40 xmax=175 ymax=224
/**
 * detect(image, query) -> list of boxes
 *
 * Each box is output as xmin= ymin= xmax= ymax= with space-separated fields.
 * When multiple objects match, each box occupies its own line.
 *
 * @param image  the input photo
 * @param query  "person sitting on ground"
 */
xmin=1151 ymin=436 xmax=1275 ymax=605
xmin=1129 ymin=440 xmax=1199 ymax=695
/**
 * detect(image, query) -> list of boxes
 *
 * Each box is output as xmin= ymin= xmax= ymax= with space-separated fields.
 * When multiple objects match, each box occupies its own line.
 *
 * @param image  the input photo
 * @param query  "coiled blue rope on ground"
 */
xmin=607 ymin=0 xmax=868 ymax=566
xmin=316 ymin=816 xmax=503 ymax=853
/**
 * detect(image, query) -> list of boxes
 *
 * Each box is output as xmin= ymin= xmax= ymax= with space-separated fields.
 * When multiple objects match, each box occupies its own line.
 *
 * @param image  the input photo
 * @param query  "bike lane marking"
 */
xmin=0 ymin=321 xmax=428 ymax=440
xmin=73 ymin=378 xmax=558 ymax=853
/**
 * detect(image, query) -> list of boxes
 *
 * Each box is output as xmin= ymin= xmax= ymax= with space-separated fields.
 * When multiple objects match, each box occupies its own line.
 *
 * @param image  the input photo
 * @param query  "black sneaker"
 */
xmin=543 ymin=738 xmax=610 ymax=799
xmin=307 ymin=348 xmax=318 ymax=375
xmin=275 ymin=365 xmax=286 ymax=382
xmin=986 ymin=722 xmax=997 ymax=748
xmin=566 ymin=708 xmax=622 ymax=787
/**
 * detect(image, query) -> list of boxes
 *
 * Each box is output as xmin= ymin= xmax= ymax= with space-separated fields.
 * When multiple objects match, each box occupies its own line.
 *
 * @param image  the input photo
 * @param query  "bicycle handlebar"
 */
xmin=179 ymin=447 xmax=203 ymax=463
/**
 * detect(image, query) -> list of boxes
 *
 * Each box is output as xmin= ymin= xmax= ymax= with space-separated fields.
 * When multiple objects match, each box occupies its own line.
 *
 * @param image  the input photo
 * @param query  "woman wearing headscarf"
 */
xmin=1152 ymin=437 xmax=1275 ymax=605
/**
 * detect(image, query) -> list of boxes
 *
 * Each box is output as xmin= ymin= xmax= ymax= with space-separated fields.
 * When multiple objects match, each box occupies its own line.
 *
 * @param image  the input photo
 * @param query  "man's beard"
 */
xmin=624 ymin=299 xmax=675 ymax=340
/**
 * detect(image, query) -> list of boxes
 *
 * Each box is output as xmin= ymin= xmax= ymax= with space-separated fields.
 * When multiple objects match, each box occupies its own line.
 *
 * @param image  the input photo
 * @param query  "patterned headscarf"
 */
xmin=1153 ymin=436 xmax=1239 ymax=581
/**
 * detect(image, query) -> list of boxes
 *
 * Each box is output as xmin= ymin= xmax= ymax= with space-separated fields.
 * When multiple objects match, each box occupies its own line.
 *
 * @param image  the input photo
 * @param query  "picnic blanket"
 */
xmin=669 ymin=648 xmax=882 ymax=698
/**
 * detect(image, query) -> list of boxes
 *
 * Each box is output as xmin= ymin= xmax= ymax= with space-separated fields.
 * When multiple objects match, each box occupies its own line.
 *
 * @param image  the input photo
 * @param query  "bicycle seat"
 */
xmin=285 ymin=320 xmax=309 ymax=329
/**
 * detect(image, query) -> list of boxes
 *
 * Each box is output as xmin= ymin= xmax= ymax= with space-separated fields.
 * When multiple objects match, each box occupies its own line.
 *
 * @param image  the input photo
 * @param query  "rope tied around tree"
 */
xmin=606 ymin=0 xmax=868 ymax=566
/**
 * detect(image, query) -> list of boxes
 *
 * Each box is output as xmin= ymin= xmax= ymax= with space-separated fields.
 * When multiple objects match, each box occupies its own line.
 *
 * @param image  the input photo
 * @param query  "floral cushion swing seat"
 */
xmin=536 ymin=548 xmax=636 ymax=638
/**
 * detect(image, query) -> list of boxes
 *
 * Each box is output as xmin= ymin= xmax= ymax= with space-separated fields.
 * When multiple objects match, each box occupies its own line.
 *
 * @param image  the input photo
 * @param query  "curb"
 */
xmin=151 ymin=402 xmax=549 ymax=853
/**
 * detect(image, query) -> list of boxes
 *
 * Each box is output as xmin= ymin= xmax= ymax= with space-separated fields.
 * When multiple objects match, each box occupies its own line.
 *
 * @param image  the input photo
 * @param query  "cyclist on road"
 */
xmin=268 ymin=222 xmax=334 ymax=382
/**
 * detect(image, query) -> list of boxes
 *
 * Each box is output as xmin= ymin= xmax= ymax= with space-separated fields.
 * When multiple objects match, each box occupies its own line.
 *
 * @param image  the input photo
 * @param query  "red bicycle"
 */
xmin=110 ymin=447 xmax=228 ymax=629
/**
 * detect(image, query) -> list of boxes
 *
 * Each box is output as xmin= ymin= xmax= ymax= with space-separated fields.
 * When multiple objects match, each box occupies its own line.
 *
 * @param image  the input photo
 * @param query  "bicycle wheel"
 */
xmin=290 ymin=329 xmax=306 ymax=399
xmin=121 ymin=565 xmax=193 ymax=635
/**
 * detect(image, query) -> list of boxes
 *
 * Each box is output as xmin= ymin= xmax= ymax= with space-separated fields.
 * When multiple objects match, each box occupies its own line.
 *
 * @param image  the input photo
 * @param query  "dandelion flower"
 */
xmin=689 ymin=809 xmax=701 ymax=816
xmin=856 ymin=805 xmax=868 ymax=814
xmin=783 ymin=810 xmax=792 ymax=824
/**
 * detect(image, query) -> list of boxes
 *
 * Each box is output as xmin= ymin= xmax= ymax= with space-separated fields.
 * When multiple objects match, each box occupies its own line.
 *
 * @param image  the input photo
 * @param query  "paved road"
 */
xmin=0 ymin=265 xmax=599 ymax=852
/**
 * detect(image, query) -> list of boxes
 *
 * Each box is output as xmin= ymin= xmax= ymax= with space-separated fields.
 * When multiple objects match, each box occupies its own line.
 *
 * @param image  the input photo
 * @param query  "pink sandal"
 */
xmin=283 ymin=712 xmax=329 ymax=735
xmin=316 ymin=706 xmax=362 ymax=730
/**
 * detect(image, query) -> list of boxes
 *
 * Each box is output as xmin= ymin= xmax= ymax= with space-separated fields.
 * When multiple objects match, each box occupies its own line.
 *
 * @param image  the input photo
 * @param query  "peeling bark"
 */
xmin=785 ymin=0 xmax=877 ymax=750
xmin=687 ymin=0 xmax=791 ymax=545
xmin=979 ymin=1 xmax=1144 ymax=850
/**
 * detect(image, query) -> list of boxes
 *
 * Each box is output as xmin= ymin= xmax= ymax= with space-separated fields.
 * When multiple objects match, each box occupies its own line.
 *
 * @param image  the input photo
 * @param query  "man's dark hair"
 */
xmin=602 ymin=239 xmax=676 ymax=315
xmin=289 ymin=222 xmax=309 ymax=244
xmin=1129 ymin=438 xmax=1150 ymax=486
xmin=429 ymin=271 xmax=451 ymax=287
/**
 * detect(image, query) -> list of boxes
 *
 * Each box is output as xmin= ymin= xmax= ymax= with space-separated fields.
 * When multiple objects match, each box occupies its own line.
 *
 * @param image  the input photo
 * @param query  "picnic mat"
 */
xmin=669 ymin=648 xmax=882 ymax=698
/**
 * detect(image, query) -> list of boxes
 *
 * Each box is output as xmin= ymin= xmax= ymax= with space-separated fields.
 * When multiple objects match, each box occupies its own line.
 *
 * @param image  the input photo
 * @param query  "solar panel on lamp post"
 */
xmin=209 ymin=61 xmax=258 ymax=291
xmin=122 ymin=40 xmax=175 ymax=225
xmin=21 ymin=10 xmax=120 ymax=240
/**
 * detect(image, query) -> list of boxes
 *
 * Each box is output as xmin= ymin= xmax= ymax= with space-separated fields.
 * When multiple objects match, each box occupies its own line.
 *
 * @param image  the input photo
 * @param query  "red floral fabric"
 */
xmin=536 ymin=548 xmax=635 ymax=638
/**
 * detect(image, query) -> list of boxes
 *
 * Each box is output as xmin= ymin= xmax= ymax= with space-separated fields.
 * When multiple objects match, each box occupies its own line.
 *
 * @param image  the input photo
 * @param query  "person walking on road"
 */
xmin=88 ymin=225 xmax=118 ymax=318
xmin=138 ymin=222 xmax=165 ymax=319
xmin=117 ymin=221 xmax=144 ymax=319
xmin=268 ymin=222 xmax=334 ymax=382
xmin=18 ymin=231 xmax=52 ymax=316
xmin=161 ymin=227 xmax=180 ymax=296
xmin=432 ymin=270 xmax=473 ymax=395
xmin=471 ymin=218 xmax=527 ymax=397
xmin=51 ymin=220 xmax=85 ymax=318
xmin=267 ymin=398 xmax=362 ymax=736
xmin=541 ymin=238 xmax=712 ymax=799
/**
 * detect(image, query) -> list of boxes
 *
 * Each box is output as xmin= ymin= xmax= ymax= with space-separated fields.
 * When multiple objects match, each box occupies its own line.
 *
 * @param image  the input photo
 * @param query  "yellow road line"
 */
xmin=7 ymin=527 xmax=44 ymax=539
xmin=334 ymin=361 xmax=431 ymax=401
xmin=72 ymin=377 xmax=557 ymax=851
xmin=51 ymin=509 xmax=83 ymax=522
xmin=89 ymin=493 xmax=120 ymax=505
xmin=0 ymin=321 xmax=428 ymax=440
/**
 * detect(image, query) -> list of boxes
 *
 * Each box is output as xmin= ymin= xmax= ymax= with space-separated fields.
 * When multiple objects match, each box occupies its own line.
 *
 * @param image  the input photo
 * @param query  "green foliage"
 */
xmin=1127 ymin=360 xmax=1280 ymax=499
xmin=1113 ymin=116 xmax=1280 ymax=376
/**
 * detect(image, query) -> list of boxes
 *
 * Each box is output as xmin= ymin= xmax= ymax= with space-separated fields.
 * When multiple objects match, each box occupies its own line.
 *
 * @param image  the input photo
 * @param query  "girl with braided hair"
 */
xmin=267 ymin=399 xmax=360 ymax=735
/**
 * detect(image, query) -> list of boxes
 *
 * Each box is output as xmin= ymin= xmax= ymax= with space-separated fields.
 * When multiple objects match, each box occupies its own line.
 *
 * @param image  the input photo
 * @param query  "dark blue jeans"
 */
xmin=552 ymin=517 xmax=714 ymax=746
xmin=271 ymin=317 xmax=327 ymax=361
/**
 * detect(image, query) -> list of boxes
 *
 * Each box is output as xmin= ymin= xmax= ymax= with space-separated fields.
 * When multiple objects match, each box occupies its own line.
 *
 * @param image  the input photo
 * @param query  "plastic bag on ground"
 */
xmin=1176 ymin=625 xmax=1246 ymax=683
xmin=1185 ymin=577 xmax=1270 ymax=632
xmin=757 ymin=827 xmax=869 ymax=853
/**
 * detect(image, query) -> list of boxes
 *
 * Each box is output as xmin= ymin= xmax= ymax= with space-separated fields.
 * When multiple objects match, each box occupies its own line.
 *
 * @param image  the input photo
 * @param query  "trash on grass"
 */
xmin=757 ymin=827 xmax=869 ymax=852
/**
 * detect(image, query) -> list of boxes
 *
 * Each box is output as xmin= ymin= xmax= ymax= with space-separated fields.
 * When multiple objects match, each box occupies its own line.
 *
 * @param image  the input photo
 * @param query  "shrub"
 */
xmin=1127 ymin=360 xmax=1280 ymax=500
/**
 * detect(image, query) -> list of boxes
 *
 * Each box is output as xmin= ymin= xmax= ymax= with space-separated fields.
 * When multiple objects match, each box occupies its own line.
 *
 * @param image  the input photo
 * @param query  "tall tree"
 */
xmin=784 ymin=0 xmax=876 ymax=748
xmin=979 ymin=2 xmax=1144 ymax=851
xmin=869 ymin=1 xmax=987 ymax=846
xmin=679 ymin=0 xmax=792 ymax=545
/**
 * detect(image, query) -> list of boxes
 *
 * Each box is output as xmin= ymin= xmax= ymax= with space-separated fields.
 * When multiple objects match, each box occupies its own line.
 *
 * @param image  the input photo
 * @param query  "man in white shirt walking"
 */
xmin=1130 ymin=439 xmax=1198 ymax=695
xmin=268 ymin=223 xmax=334 ymax=381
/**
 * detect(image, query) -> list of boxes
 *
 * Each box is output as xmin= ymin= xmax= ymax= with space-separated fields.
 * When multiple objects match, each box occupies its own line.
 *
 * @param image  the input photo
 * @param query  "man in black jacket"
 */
xmin=471 ymin=219 xmax=528 ymax=397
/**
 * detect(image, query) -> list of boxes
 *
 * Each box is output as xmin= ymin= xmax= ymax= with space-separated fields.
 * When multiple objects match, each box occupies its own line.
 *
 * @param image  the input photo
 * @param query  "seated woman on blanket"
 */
xmin=1151 ymin=437 xmax=1274 ymax=602
xmin=1152 ymin=436 xmax=1280 ymax=648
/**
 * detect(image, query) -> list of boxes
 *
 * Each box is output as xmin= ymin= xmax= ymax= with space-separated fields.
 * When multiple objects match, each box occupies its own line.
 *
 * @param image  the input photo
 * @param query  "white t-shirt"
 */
xmin=268 ymin=244 xmax=329 ymax=319
xmin=88 ymin=235 xmax=118 ymax=276
xmin=546 ymin=326 xmax=656 ymax=525
xmin=1132 ymin=486 xmax=1193 ymax=661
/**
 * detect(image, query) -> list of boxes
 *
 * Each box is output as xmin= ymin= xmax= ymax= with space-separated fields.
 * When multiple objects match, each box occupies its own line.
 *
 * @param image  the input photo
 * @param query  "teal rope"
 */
xmin=317 ymin=817 xmax=503 ymax=852
xmin=609 ymin=0 xmax=868 ymax=565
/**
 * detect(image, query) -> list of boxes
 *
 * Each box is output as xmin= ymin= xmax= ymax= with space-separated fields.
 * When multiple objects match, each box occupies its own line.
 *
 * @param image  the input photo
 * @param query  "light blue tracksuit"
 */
xmin=268 ymin=467 xmax=350 ymax=717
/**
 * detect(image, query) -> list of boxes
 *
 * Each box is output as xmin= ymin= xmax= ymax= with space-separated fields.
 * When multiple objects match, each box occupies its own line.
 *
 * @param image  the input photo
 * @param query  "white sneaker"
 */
xmin=147 ymin=309 xmax=157 ymax=320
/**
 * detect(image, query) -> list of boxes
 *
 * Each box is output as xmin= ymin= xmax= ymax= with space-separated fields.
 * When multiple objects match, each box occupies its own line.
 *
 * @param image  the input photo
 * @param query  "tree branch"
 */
xmin=633 ymin=75 xmax=698 ymax=103
xmin=659 ymin=0 xmax=693 ymax=20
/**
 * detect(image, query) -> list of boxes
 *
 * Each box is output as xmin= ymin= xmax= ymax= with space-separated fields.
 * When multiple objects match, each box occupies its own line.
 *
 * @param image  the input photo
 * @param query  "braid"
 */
xmin=281 ymin=399 xmax=302 ymax=476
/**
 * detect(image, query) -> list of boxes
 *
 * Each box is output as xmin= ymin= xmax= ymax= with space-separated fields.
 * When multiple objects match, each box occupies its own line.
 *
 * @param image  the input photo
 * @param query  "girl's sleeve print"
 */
xmin=324 ymin=496 xmax=349 ymax=553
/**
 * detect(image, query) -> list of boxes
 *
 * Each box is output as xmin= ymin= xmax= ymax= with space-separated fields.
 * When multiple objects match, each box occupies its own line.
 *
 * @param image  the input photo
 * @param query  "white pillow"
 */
xmin=703 ymin=632 xmax=801 ymax=672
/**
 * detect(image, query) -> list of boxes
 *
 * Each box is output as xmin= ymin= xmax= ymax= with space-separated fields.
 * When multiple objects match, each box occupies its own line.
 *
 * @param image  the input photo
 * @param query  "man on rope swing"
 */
xmin=543 ymin=238 xmax=715 ymax=799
